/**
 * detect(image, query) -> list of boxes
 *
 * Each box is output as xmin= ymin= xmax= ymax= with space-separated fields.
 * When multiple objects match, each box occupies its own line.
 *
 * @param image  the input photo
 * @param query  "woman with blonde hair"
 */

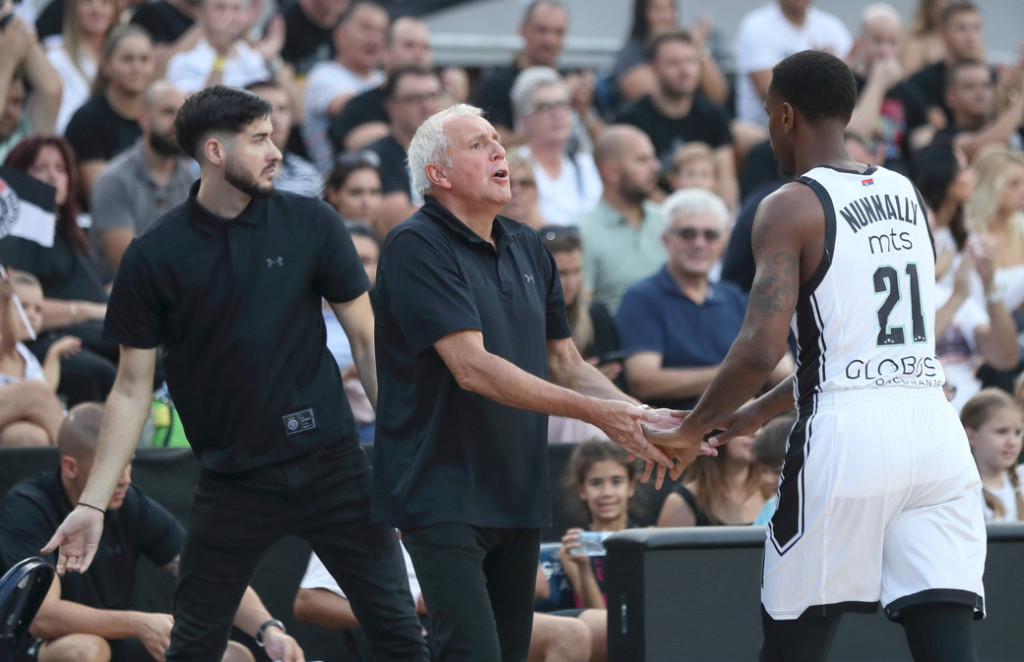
xmin=900 ymin=0 xmax=950 ymax=77
xmin=46 ymin=0 xmax=120 ymax=133
xmin=961 ymin=388 xmax=1024 ymax=522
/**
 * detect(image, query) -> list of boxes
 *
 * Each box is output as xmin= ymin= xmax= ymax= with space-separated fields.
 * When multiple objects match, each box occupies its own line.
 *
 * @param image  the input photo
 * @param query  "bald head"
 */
xmin=57 ymin=403 xmax=105 ymax=462
xmin=593 ymin=124 xmax=650 ymax=168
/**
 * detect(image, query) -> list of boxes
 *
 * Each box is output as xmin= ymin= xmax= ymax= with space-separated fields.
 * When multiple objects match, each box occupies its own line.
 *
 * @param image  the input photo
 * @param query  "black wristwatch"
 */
xmin=255 ymin=618 xmax=285 ymax=648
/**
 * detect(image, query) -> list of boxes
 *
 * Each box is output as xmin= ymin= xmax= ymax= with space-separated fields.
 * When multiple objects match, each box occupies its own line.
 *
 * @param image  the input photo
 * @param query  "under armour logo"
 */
xmin=266 ymin=257 xmax=284 ymax=268
xmin=523 ymin=273 xmax=535 ymax=283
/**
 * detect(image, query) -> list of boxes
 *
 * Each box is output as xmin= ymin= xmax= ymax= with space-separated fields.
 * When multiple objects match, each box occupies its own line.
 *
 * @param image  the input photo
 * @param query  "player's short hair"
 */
xmin=407 ymin=103 xmax=484 ymax=198
xmin=769 ymin=50 xmax=857 ymax=124
xmin=174 ymin=85 xmax=272 ymax=161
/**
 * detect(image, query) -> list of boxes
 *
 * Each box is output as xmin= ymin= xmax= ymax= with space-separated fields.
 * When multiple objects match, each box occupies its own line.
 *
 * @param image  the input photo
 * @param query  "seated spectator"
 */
xmin=499 ymin=153 xmax=547 ymax=230
xmin=247 ymin=79 xmax=322 ymax=198
xmin=513 ymin=67 xmax=602 ymax=226
xmin=0 ymin=402 xmax=303 ymax=662
xmin=614 ymin=29 xmax=737 ymax=209
xmin=906 ymin=1 xmax=989 ymax=133
xmin=575 ymin=125 xmax=663 ymax=313
xmin=328 ymin=16 xmax=469 ymax=154
xmin=961 ymin=388 xmax=1024 ymax=522
xmin=558 ymin=440 xmax=646 ymax=662
xmin=294 ymin=544 xmax=592 ymax=662
xmin=613 ymin=0 xmax=728 ymax=108
xmin=45 ymin=0 xmax=118 ymax=134
xmin=846 ymin=3 xmax=931 ymax=173
xmin=733 ymin=0 xmax=852 ymax=128
xmin=667 ymin=142 xmax=715 ymax=193
xmin=362 ymin=64 xmax=443 ymax=236
xmin=0 ymin=270 xmax=73 ymax=448
xmin=616 ymin=188 xmax=792 ymax=411
xmin=129 ymin=0 xmax=201 ymax=77
xmin=0 ymin=136 xmax=118 ymax=406
xmin=166 ymin=0 xmax=290 ymax=95
xmin=540 ymin=226 xmax=620 ymax=442
xmin=934 ymin=58 xmax=1024 ymax=161
xmin=913 ymin=143 xmax=972 ymax=279
xmin=65 ymin=25 xmax=155 ymax=202
xmin=474 ymin=0 xmax=569 ymax=145
xmin=656 ymin=419 xmax=771 ymax=526
xmin=0 ymin=14 xmax=62 ymax=161
xmin=901 ymin=0 xmax=949 ymax=77
xmin=323 ymin=153 xmax=383 ymax=228
xmin=276 ymin=0 xmax=348 ymax=77
xmin=302 ymin=0 xmax=388 ymax=172
xmin=750 ymin=412 xmax=795 ymax=526
xmin=90 ymin=80 xmax=194 ymax=274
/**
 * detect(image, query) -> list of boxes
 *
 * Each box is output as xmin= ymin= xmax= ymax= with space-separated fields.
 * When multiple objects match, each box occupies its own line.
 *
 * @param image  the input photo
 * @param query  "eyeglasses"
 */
xmin=531 ymin=100 xmax=571 ymax=115
xmin=670 ymin=227 xmax=722 ymax=242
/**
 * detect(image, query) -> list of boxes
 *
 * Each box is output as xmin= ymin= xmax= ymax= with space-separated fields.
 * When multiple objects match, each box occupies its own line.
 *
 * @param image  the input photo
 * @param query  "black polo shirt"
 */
xmin=0 ymin=470 xmax=182 ymax=608
xmin=372 ymin=197 xmax=572 ymax=529
xmin=105 ymin=183 xmax=369 ymax=473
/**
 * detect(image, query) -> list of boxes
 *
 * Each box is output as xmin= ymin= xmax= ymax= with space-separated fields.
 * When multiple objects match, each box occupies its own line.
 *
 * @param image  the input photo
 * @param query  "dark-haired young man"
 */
xmin=652 ymin=51 xmax=986 ymax=661
xmin=43 ymin=86 xmax=429 ymax=662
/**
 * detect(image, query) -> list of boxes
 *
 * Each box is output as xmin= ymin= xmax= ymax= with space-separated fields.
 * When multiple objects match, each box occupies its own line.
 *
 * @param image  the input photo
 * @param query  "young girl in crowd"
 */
xmin=961 ymin=388 xmax=1024 ymax=522
xmin=324 ymin=154 xmax=383 ymax=233
xmin=558 ymin=440 xmax=643 ymax=662
xmin=656 ymin=424 xmax=771 ymax=526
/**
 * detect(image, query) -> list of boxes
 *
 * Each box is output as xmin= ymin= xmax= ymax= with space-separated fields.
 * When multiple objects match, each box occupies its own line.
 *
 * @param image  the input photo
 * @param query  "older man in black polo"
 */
xmin=43 ymin=86 xmax=428 ymax=662
xmin=372 ymin=103 xmax=673 ymax=662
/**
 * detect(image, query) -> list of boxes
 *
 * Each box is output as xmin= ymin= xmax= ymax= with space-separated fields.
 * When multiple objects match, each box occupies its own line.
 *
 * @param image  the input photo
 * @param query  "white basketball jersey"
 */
xmin=791 ymin=165 xmax=945 ymax=405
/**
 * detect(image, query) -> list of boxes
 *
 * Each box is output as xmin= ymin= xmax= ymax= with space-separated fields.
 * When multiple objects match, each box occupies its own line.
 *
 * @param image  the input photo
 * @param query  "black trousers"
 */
xmin=402 ymin=523 xmax=540 ymax=662
xmin=165 ymin=442 xmax=428 ymax=662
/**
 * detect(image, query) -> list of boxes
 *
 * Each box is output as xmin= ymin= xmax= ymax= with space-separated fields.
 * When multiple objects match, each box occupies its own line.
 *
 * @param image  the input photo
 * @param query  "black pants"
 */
xmin=402 ymin=523 xmax=539 ymax=662
xmin=165 ymin=443 xmax=428 ymax=662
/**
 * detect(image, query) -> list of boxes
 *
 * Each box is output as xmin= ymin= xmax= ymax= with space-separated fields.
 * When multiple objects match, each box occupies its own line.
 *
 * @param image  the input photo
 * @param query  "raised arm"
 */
xmin=42 ymin=346 xmax=157 ymax=574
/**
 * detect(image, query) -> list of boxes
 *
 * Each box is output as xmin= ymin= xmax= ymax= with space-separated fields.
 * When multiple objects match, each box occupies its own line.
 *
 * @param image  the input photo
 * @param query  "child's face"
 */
xmin=578 ymin=459 xmax=635 ymax=527
xmin=968 ymin=406 xmax=1024 ymax=475
xmin=672 ymin=161 xmax=716 ymax=192
xmin=12 ymin=282 xmax=43 ymax=339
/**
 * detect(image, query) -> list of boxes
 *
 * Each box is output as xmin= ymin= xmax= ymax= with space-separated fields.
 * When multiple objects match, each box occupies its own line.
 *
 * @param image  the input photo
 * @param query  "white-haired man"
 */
xmin=371 ymin=104 xmax=673 ymax=661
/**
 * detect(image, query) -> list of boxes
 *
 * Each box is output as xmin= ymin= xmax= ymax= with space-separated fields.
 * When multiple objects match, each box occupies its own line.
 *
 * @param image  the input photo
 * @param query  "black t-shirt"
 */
xmin=65 ymin=95 xmax=141 ymax=164
xmin=614 ymin=95 xmax=733 ymax=172
xmin=582 ymin=300 xmax=619 ymax=361
xmin=328 ymin=86 xmax=387 ymax=153
xmin=854 ymin=73 xmax=928 ymax=172
xmin=35 ymin=0 xmax=65 ymax=40
xmin=0 ymin=232 xmax=109 ymax=303
xmin=363 ymin=133 xmax=409 ymax=196
xmin=473 ymin=64 xmax=521 ymax=130
xmin=279 ymin=1 xmax=336 ymax=76
xmin=907 ymin=60 xmax=998 ymax=127
xmin=104 ymin=184 xmax=369 ymax=473
xmin=721 ymin=180 xmax=785 ymax=293
xmin=0 ymin=470 xmax=182 ymax=608
xmin=129 ymin=0 xmax=194 ymax=44
xmin=372 ymin=198 xmax=572 ymax=529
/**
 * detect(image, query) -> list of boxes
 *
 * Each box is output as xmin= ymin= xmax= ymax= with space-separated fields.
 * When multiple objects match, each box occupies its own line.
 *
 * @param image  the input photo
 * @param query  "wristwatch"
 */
xmin=255 ymin=619 xmax=285 ymax=648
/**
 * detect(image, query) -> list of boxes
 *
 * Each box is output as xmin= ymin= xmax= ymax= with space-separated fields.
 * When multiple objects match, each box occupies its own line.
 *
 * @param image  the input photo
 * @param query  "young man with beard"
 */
xmin=43 ymin=86 xmax=429 ymax=662
xmin=90 ymin=81 xmax=196 ymax=274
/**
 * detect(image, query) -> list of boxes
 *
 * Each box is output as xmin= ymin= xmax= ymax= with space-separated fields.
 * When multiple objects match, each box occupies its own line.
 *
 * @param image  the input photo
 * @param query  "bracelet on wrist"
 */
xmin=213 ymin=55 xmax=226 ymax=72
xmin=255 ymin=619 xmax=285 ymax=647
xmin=986 ymin=287 xmax=1004 ymax=304
xmin=78 ymin=501 xmax=106 ymax=515
xmin=69 ymin=301 xmax=78 ymax=322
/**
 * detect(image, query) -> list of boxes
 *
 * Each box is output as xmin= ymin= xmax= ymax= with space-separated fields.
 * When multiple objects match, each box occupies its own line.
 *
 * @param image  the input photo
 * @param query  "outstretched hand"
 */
xmin=589 ymin=400 xmax=674 ymax=470
xmin=40 ymin=505 xmax=105 ymax=576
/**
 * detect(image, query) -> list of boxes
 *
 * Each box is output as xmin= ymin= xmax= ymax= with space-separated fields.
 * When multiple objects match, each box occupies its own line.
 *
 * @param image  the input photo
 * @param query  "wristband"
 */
xmin=69 ymin=302 xmax=78 ymax=322
xmin=78 ymin=501 xmax=106 ymax=515
xmin=986 ymin=287 xmax=1004 ymax=304
xmin=213 ymin=55 xmax=226 ymax=72
xmin=255 ymin=618 xmax=285 ymax=647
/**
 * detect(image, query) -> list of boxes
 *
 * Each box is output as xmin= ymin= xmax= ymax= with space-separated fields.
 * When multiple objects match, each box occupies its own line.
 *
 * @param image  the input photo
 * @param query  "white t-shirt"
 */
xmin=0 ymin=343 xmax=46 ymax=387
xmin=302 ymin=62 xmax=383 ymax=172
xmin=982 ymin=467 xmax=1024 ymax=522
xmin=166 ymin=40 xmax=270 ymax=94
xmin=299 ymin=544 xmax=421 ymax=605
xmin=734 ymin=2 xmax=852 ymax=126
xmin=517 ymin=145 xmax=602 ymax=227
xmin=46 ymin=42 xmax=97 ymax=135
xmin=935 ymin=282 xmax=988 ymax=412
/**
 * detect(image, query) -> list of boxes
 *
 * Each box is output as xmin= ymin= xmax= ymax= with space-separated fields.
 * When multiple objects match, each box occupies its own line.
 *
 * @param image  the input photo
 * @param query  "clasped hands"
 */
xmin=634 ymin=407 xmax=722 ymax=489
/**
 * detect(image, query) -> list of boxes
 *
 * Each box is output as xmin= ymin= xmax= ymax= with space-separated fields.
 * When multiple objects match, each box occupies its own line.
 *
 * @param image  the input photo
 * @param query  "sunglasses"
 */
xmin=670 ymin=227 xmax=722 ymax=242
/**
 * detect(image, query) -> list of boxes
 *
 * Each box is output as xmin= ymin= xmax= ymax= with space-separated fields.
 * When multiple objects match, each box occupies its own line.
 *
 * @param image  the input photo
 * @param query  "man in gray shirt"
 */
xmin=90 ymin=81 xmax=196 ymax=273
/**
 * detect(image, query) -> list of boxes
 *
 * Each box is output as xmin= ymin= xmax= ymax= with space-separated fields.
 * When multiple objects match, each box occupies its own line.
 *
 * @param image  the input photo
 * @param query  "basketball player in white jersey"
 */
xmin=646 ymin=50 xmax=986 ymax=661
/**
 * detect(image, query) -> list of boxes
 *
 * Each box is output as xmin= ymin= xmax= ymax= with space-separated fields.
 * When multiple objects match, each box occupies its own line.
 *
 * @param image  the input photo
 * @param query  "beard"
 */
xmin=621 ymin=179 xmax=653 ymax=206
xmin=224 ymin=157 xmax=275 ymax=198
xmin=149 ymin=131 xmax=182 ymax=157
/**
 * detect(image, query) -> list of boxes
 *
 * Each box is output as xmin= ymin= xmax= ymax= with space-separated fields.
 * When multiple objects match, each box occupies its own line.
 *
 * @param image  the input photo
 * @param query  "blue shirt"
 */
xmin=616 ymin=267 xmax=748 ymax=410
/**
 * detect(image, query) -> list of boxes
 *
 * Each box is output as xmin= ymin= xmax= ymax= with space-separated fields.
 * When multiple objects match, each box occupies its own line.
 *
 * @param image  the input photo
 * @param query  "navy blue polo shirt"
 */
xmin=105 ymin=183 xmax=369 ymax=473
xmin=615 ymin=267 xmax=748 ymax=410
xmin=372 ymin=196 xmax=572 ymax=529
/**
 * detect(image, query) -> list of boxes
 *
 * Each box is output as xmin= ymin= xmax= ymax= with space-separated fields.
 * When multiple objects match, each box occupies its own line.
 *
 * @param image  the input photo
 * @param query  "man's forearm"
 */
xmin=233 ymin=586 xmax=274 ymax=637
xmin=689 ymin=332 xmax=788 ymax=429
xmin=626 ymin=365 xmax=719 ymax=402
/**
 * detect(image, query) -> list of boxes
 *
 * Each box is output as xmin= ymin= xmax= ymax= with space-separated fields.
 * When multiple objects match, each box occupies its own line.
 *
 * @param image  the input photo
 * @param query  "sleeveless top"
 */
xmin=792 ymin=165 xmax=945 ymax=407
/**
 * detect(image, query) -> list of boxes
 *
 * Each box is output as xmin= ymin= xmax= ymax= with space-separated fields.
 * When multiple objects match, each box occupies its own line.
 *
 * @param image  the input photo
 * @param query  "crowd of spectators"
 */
xmin=2 ymin=0 xmax=1024 ymax=659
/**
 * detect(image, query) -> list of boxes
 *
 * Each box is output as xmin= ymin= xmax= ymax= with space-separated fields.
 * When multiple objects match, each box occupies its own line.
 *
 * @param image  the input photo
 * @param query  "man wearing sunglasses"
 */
xmin=616 ymin=187 xmax=793 ymax=412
